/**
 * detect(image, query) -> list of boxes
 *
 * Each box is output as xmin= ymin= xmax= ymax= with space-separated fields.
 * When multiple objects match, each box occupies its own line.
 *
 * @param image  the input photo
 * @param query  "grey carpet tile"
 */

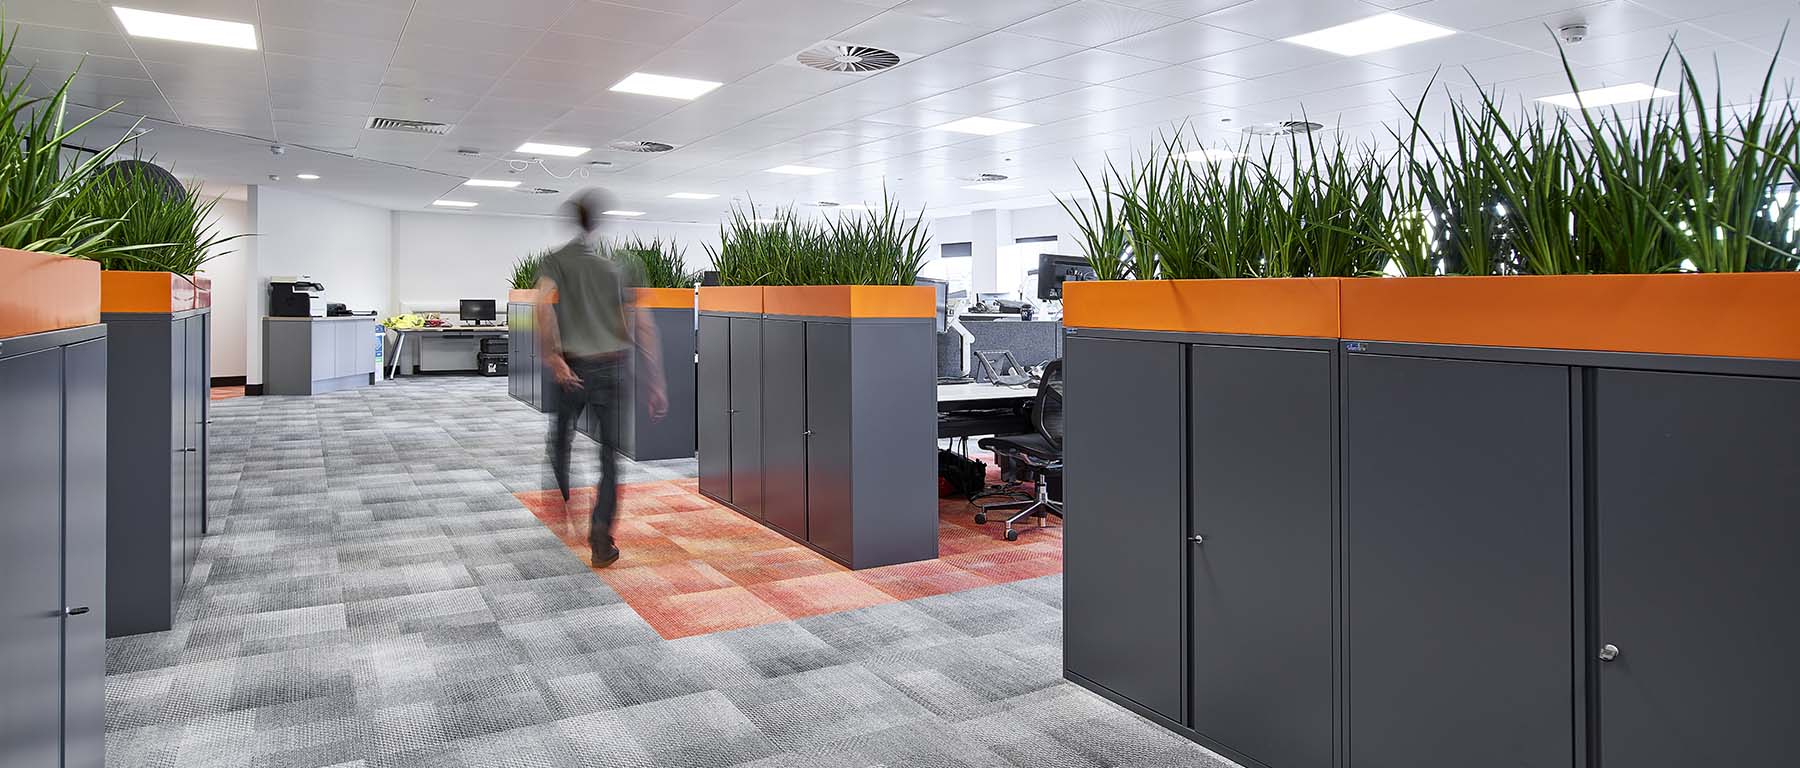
xmin=107 ymin=375 xmax=1237 ymax=768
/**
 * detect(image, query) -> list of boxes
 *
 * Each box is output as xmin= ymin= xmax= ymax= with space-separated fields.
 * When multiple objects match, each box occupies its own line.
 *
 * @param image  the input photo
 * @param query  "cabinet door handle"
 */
xmin=1598 ymin=644 xmax=1620 ymax=662
xmin=803 ymin=430 xmax=813 ymax=437
xmin=184 ymin=448 xmax=198 ymax=453
xmin=1188 ymin=534 xmax=1206 ymax=544
xmin=65 ymin=606 xmax=89 ymax=616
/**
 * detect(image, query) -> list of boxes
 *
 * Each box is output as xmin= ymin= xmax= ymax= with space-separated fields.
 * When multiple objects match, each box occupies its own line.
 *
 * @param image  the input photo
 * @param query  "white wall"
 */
xmin=245 ymin=185 xmax=392 ymax=385
xmin=389 ymin=210 xmax=720 ymax=312
xmin=193 ymin=196 xmax=251 ymax=378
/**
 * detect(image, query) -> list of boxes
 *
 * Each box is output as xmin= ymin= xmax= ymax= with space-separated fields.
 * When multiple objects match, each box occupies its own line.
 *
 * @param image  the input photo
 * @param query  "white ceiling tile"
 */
xmin=605 ymin=0 xmax=743 ymax=16
xmin=905 ymin=88 xmax=1027 ymax=114
xmin=1599 ymin=0 xmax=1779 ymax=23
xmin=7 ymin=48 xmax=149 ymax=80
xmin=403 ymin=15 xmax=549 ymax=56
xmin=1353 ymin=30 xmax=1534 ymax=73
xmin=984 ymin=94 xmax=1110 ymax=124
xmin=269 ymin=80 xmax=380 ymax=104
xmin=710 ymin=0 xmax=885 ymax=32
xmin=1007 ymin=0 xmax=1185 ymax=47
xmin=1400 ymin=0 xmax=1635 ymax=34
xmin=526 ymin=32 xmax=663 ymax=68
xmin=1197 ymin=0 xmax=1389 ymax=39
xmin=4 ymin=22 xmax=137 ymax=59
xmin=271 ymin=103 xmax=376 ymax=125
xmin=260 ymin=25 xmax=398 ymax=64
xmin=5 ymin=1 xmax=120 ymax=32
xmin=927 ymin=31 xmax=1088 ymax=70
xmin=374 ymin=83 xmax=486 ymax=112
xmin=887 ymin=0 xmax=1082 ymax=29
xmin=882 ymin=58 xmax=1014 ymax=90
xmin=1027 ymin=48 xmax=1168 ymax=82
xmin=1104 ymin=63 xmax=1243 ymax=94
xmin=864 ymin=103 xmax=967 ymax=128
xmin=263 ymin=54 xmax=390 ymax=89
xmin=838 ymin=11 xmax=990 ymax=53
xmin=962 ymin=71 xmax=1091 ymax=100
xmin=390 ymin=41 xmax=522 ymax=77
xmin=1101 ymin=20 xmax=1264 ymax=63
xmin=582 ymin=90 xmax=697 ymax=118
xmin=257 ymin=0 xmax=410 ymax=39
xmin=1677 ymin=2 xmax=1800 ymax=39
xmin=412 ymin=0 xmax=575 ymax=29
xmin=273 ymin=123 xmax=364 ymax=150
xmin=1188 ymin=40 xmax=1341 ymax=78
xmin=560 ymin=2 xmax=710 ymax=45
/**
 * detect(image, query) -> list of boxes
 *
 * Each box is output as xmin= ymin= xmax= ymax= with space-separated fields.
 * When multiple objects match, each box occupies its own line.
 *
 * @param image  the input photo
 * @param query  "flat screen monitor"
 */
xmin=460 ymin=298 xmax=497 ymax=324
xmin=1037 ymin=254 xmax=1097 ymax=301
xmin=915 ymin=277 xmax=948 ymax=333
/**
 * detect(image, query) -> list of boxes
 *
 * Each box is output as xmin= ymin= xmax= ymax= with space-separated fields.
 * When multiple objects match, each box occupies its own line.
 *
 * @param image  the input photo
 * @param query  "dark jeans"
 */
xmin=550 ymin=354 xmax=622 ymax=551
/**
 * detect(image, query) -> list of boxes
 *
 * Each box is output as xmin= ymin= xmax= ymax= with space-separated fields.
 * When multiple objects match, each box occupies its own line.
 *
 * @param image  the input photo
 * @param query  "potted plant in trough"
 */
xmin=508 ymin=249 xmax=545 ymax=304
xmin=695 ymin=195 xmax=941 ymax=570
xmin=607 ymin=235 xmax=699 ymax=461
xmin=83 ymin=159 xmax=245 ymax=314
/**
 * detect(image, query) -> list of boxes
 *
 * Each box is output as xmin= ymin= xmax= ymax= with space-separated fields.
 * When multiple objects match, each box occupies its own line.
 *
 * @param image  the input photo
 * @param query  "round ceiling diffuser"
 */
xmin=608 ymin=140 xmax=675 ymax=153
xmin=1243 ymin=120 xmax=1324 ymax=136
xmin=798 ymin=44 xmax=902 ymax=73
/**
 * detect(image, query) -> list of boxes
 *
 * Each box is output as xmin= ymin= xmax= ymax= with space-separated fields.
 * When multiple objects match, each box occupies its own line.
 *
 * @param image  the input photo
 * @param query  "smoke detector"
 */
xmin=796 ymin=42 xmax=903 ymax=73
xmin=608 ymin=140 xmax=676 ymax=153
xmin=1243 ymin=120 xmax=1323 ymax=136
xmin=366 ymin=116 xmax=454 ymax=136
xmin=1558 ymin=23 xmax=1589 ymax=44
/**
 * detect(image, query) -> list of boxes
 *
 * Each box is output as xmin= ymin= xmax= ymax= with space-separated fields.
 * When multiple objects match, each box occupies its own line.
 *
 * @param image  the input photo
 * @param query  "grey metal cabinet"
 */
xmin=63 ymin=337 xmax=107 ymax=768
xmin=1591 ymin=369 xmax=1800 ymax=768
xmin=1 ymin=347 xmax=66 ymax=768
xmin=728 ymin=316 xmax=764 ymax=520
xmin=621 ymin=307 xmax=697 ymax=461
xmin=804 ymin=322 xmax=852 ymax=561
xmin=1188 ymin=344 xmax=1334 ymax=768
xmin=1344 ymin=354 xmax=1575 ymax=768
xmin=1062 ymin=335 xmax=1187 ymax=723
xmin=184 ymin=316 xmax=205 ymax=566
xmin=761 ymin=319 xmax=808 ymax=539
xmin=697 ymin=314 xmax=732 ymax=501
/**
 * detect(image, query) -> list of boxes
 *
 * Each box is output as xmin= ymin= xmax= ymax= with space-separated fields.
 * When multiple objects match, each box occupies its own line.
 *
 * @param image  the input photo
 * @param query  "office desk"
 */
xmin=938 ymin=382 xmax=1036 ymax=440
xmin=387 ymin=325 xmax=508 ymax=379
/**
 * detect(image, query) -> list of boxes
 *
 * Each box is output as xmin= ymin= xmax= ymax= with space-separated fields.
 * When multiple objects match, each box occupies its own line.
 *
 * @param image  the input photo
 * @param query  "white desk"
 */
xmin=937 ymin=382 xmax=1036 ymax=441
xmin=937 ymin=382 xmax=1036 ymax=406
xmin=387 ymin=325 xmax=508 ymax=379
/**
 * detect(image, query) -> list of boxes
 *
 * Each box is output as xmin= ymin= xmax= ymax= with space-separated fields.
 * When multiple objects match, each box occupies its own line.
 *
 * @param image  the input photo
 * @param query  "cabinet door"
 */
xmin=1062 ymin=335 xmax=1186 ymax=723
xmin=805 ymin=322 xmax=853 ymax=561
xmin=185 ymin=317 xmax=204 ymax=570
xmin=64 ymin=338 xmax=107 ymax=768
xmin=1592 ymin=369 xmax=1800 ymax=768
xmin=334 ymin=321 xmax=358 ymax=376
xmin=170 ymin=323 xmax=188 ymax=588
xmin=0 ymin=348 xmax=65 ymax=768
xmin=728 ymin=317 xmax=764 ymax=519
xmin=199 ymin=314 xmax=211 ymax=535
xmin=1345 ymin=355 xmax=1573 ymax=768
xmin=310 ymin=321 xmax=334 ymax=381
xmin=761 ymin=319 xmax=808 ymax=539
xmin=697 ymin=315 xmax=732 ymax=501
xmin=1189 ymin=344 xmax=1333 ymax=768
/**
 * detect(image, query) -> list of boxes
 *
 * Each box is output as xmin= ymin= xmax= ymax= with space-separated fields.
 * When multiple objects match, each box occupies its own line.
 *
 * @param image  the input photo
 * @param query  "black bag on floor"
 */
xmin=938 ymin=449 xmax=987 ymax=499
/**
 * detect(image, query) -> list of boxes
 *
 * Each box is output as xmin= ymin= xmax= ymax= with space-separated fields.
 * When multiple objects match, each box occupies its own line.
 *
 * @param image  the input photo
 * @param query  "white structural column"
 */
xmin=969 ymin=208 xmax=1012 ymax=295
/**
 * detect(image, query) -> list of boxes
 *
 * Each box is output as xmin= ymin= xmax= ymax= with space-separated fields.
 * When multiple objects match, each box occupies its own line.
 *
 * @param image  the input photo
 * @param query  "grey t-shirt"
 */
xmin=540 ymin=239 xmax=631 ymax=359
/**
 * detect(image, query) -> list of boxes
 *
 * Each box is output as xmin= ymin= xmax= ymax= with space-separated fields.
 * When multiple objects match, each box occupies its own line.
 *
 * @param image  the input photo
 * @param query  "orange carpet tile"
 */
xmin=515 ymin=477 xmax=1061 ymax=639
xmin=210 ymin=385 xmax=245 ymax=400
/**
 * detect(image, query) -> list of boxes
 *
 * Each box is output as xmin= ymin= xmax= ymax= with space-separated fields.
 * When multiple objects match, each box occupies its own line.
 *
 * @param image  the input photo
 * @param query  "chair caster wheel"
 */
xmin=1004 ymin=529 xmax=1019 ymax=542
xmin=974 ymin=512 xmax=987 ymax=524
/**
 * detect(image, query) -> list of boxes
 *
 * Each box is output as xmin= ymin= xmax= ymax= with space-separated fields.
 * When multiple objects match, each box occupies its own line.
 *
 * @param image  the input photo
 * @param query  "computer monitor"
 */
xmin=1037 ymin=254 xmax=1097 ymax=301
xmin=915 ymin=277 xmax=948 ymax=333
xmin=460 ymin=298 xmax=497 ymax=325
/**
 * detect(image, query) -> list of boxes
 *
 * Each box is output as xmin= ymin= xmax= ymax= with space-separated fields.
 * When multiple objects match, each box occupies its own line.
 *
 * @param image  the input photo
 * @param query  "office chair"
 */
xmin=974 ymin=359 xmax=1063 ymax=541
xmin=975 ymin=350 xmax=1034 ymax=387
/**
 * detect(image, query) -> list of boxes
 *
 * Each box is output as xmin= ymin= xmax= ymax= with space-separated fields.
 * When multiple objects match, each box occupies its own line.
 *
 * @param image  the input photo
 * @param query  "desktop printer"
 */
xmin=269 ymin=277 xmax=325 ymax=317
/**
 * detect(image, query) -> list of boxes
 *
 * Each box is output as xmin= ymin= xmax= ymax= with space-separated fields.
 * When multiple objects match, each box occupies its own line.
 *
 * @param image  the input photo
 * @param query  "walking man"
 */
xmin=537 ymin=188 xmax=668 ymax=567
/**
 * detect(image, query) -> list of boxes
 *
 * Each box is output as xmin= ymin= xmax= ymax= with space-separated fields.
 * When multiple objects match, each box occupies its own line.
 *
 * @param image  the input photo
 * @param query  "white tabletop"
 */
xmin=938 ymin=382 xmax=1036 ymax=404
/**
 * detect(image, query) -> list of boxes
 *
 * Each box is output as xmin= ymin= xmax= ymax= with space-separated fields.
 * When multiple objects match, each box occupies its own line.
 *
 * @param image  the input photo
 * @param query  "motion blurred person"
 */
xmin=537 ymin=189 xmax=669 ymax=567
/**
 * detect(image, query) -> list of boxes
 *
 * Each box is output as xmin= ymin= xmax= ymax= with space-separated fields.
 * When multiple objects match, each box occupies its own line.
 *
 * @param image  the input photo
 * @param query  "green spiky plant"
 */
xmin=1059 ymin=166 xmax=1132 ymax=280
xmin=613 ymin=235 xmax=697 ymax=288
xmin=510 ymin=249 xmax=546 ymax=289
xmin=75 ymin=160 xmax=248 ymax=275
xmin=705 ymin=192 xmax=931 ymax=286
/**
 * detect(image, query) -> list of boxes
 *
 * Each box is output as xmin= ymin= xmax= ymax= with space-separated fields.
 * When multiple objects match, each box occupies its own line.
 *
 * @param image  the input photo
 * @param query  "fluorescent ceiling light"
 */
xmin=464 ymin=178 xmax=521 ymax=188
xmin=432 ymin=199 xmax=478 ymax=208
xmin=515 ymin=142 xmax=590 ymax=157
xmin=766 ymin=165 xmax=831 ymax=176
xmin=1182 ymin=149 xmax=1241 ymax=163
xmin=296 ymin=173 xmax=320 ymax=180
xmin=1282 ymin=13 xmax=1454 ymax=57
xmin=1537 ymin=83 xmax=1675 ymax=109
xmin=112 ymin=7 xmax=258 ymax=50
xmin=937 ymin=116 xmax=1034 ymax=136
xmin=963 ymin=182 xmax=1021 ymax=192
xmin=602 ymin=210 xmax=645 ymax=217
xmin=666 ymin=192 xmax=717 ymax=200
xmin=610 ymin=72 xmax=723 ymax=100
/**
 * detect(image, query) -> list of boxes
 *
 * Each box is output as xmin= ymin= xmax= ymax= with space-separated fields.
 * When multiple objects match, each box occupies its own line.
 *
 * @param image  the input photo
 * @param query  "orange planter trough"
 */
xmin=763 ymin=285 xmax=936 ymax=319
xmin=507 ymin=288 xmax=541 ymax=304
xmin=697 ymin=286 xmax=765 ymax=314
xmin=1341 ymin=272 xmax=1800 ymax=361
xmin=634 ymin=287 xmax=695 ymax=310
xmin=1062 ymin=277 xmax=1343 ymax=338
xmin=0 ymin=247 xmax=100 ymax=337
xmin=100 ymin=271 xmax=201 ymax=313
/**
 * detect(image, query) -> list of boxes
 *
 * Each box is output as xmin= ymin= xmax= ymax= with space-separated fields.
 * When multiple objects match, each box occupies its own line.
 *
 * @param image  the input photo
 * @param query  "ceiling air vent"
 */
xmin=1243 ymin=120 xmax=1323 ymax=136
xmin=798 ymin=43 xmax=902 ymax=73
xmin=960 ymin=173 xmax=1009 ymax=183
xmin=365 ymin=116 xmax=453 ymax=135
xmin=516 ymin=187 xmax=561 ymax=195
xmin=608 ymin=140 xmax=675 ymax=153
xmin=813 ymin=201 xmax=841 ymax=207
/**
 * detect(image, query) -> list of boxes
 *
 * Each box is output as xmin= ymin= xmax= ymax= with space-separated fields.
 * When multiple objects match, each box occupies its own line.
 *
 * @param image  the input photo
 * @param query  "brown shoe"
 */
xmin=591 ymin=544 xmax=621 ymax=568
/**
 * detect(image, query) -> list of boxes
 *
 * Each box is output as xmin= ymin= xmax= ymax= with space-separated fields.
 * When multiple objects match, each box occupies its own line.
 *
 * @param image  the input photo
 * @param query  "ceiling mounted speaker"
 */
xmin=797 ymin=43 xmax=902 ymax=73
xmin=1243 ymin=120 xmax=1324 ymax=136
xmin=608 ymin=140 xmax=675 ymax=153
xmin=365 ymin=116 xmax=453 ymax=135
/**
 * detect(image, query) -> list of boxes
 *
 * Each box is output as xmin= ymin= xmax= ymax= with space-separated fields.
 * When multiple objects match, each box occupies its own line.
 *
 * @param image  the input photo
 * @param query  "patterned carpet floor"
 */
xmin=103 ymin=376 xmax=1233 ymax=768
